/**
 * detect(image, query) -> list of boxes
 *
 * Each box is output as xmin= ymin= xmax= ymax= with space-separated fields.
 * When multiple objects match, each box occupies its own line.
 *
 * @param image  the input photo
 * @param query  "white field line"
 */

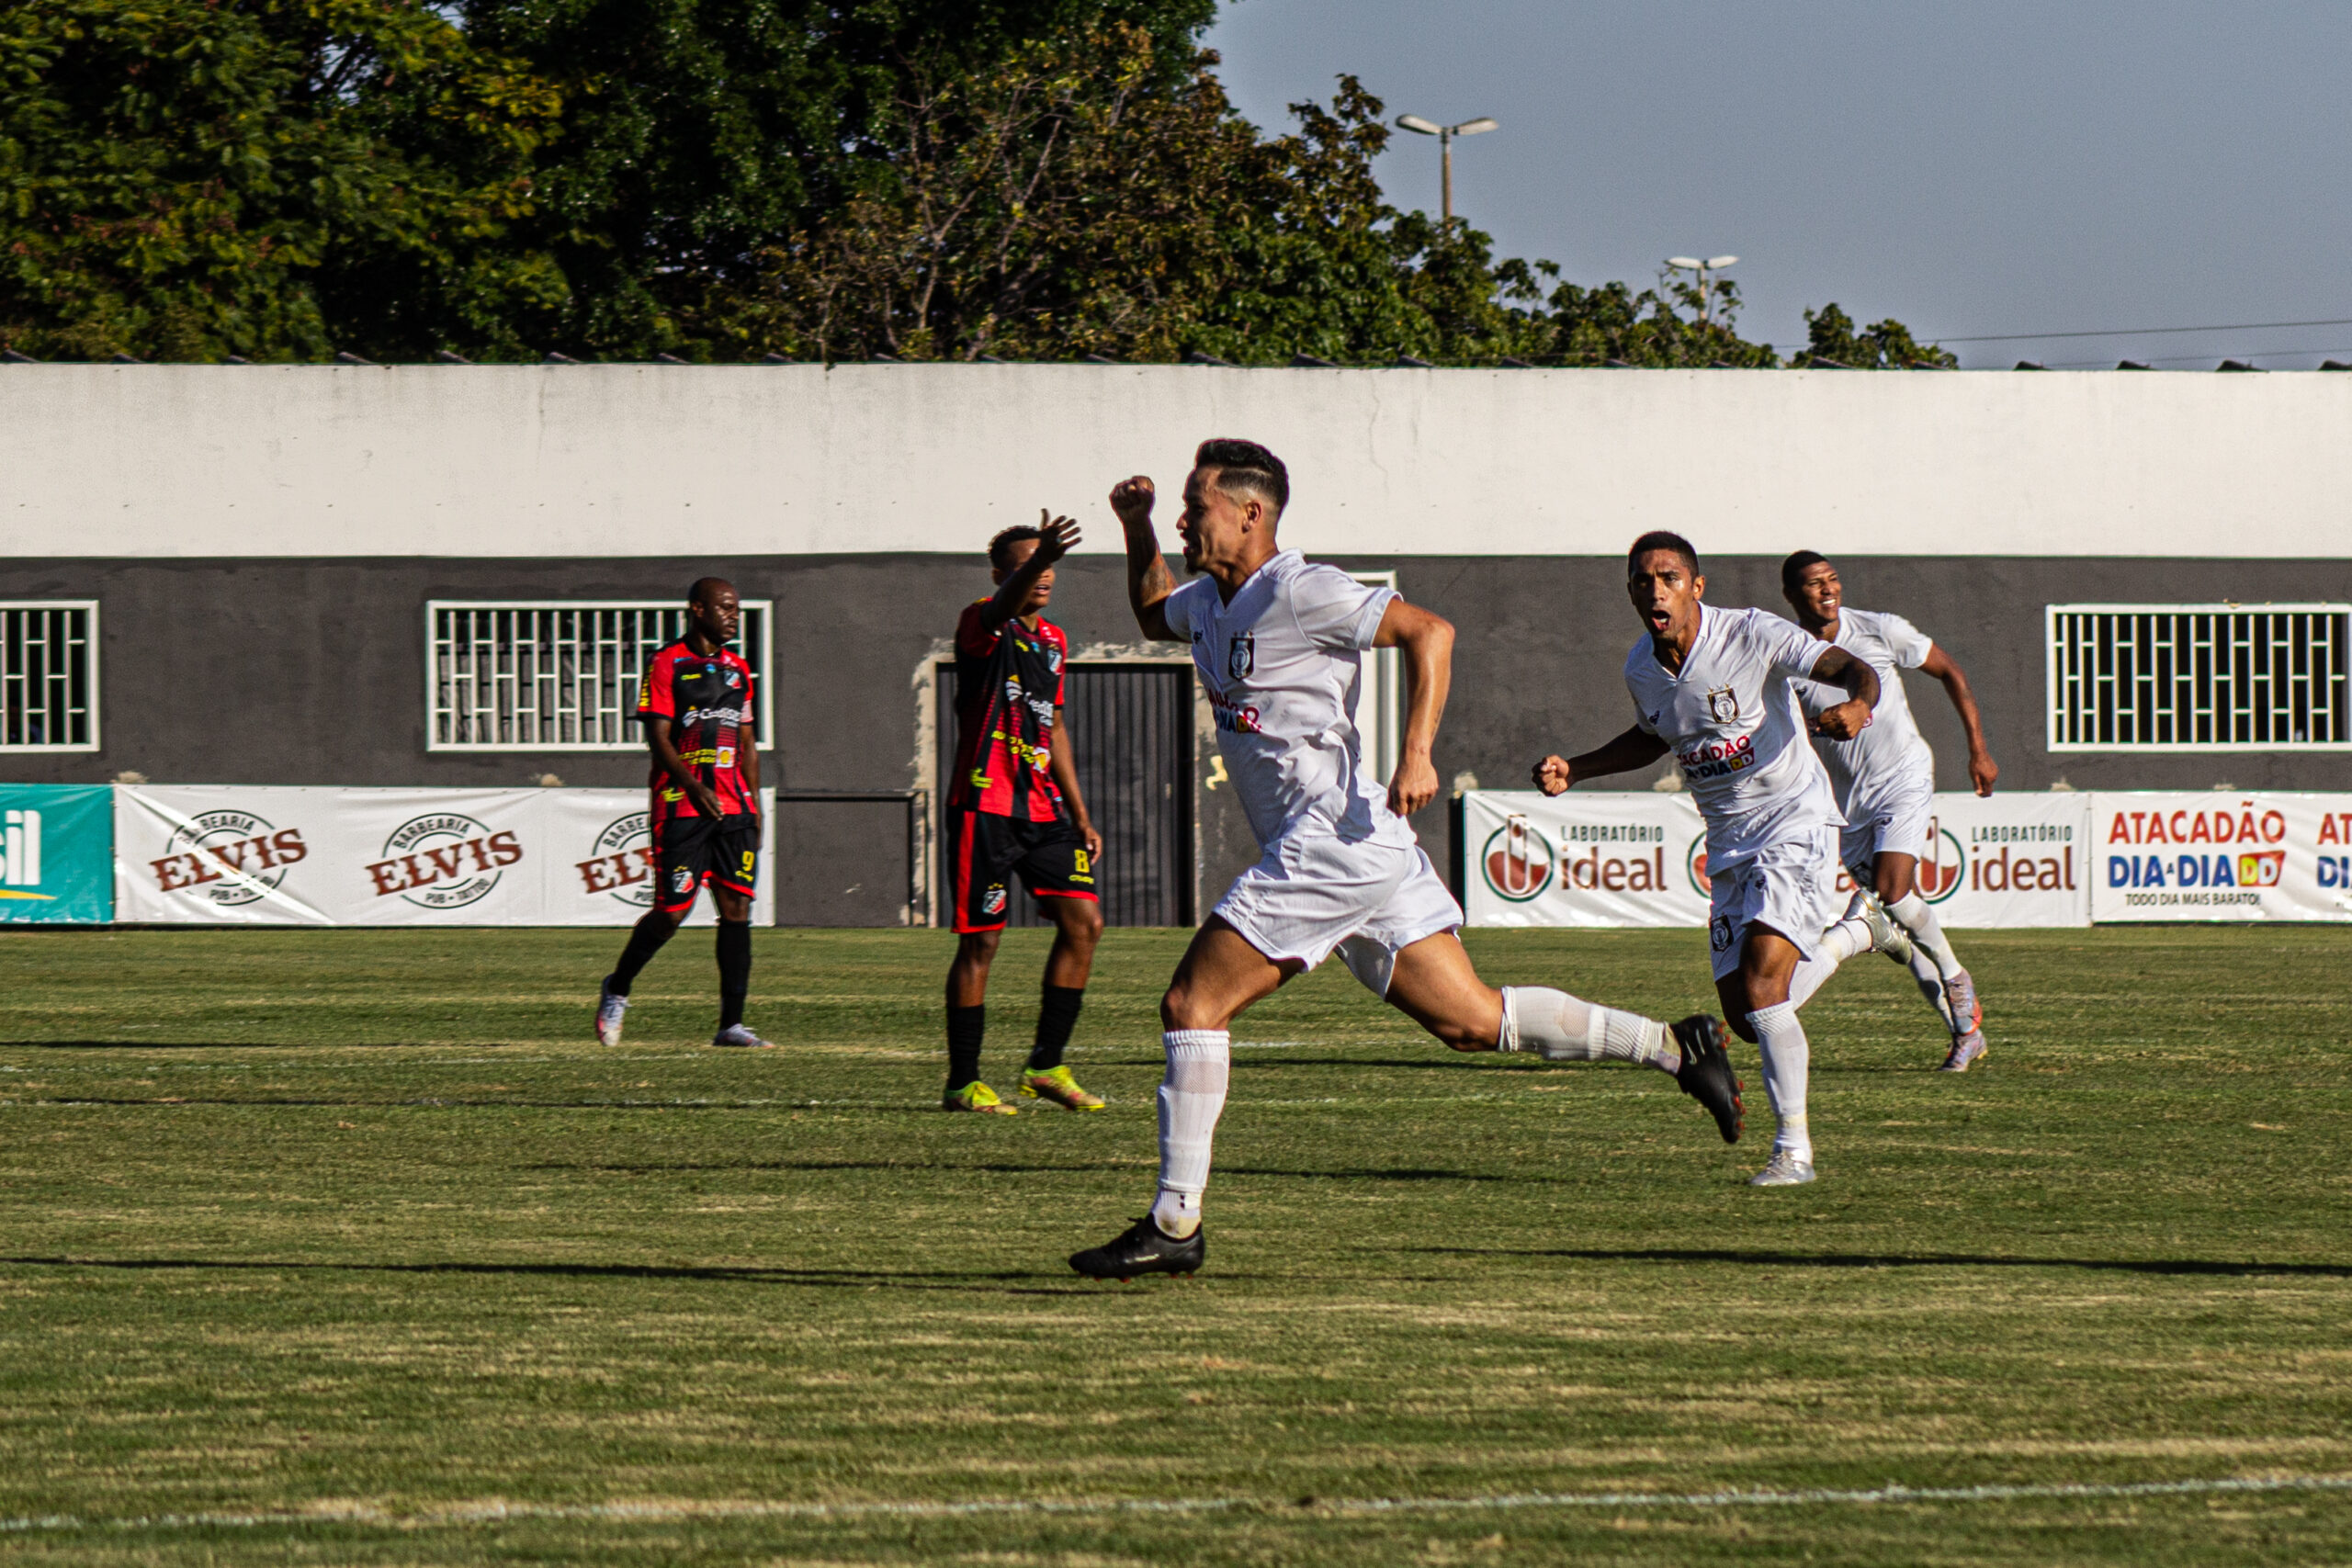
xmin=3 ymin=1473 xmax=2347 ymax=1536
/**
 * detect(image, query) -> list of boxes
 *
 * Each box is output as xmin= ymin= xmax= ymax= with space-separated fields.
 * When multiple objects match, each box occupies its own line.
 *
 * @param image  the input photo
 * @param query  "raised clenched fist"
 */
xmin=1109 ymin=475 xmax=1156 ymax=526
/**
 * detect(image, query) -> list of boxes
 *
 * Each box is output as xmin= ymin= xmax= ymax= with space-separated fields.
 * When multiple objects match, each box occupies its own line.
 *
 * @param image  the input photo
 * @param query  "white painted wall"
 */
xmin=4 ymin=363 xmax=2347 ymax=558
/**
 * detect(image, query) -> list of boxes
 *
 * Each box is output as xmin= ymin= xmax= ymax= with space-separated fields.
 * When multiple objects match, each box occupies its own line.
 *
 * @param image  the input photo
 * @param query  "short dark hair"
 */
xmin=1781 ymin=549 xmax=1831 ymax=591
xmin=687 ymin=575 xmax=734 ymax=604
xmin=1627 ymin=531 xmax=1699 ymax=578
xmin=1194 ymin=437 xmax=1289 ymax=514
xmin=987 ymin=525 xmax=1043 ymax=571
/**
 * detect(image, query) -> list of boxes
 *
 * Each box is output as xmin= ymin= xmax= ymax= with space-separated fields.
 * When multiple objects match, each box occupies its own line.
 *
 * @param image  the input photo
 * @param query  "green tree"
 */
xmin=1793 ymin=301 xmax=1956 ymax=368
xmin=0 ymin=0 xmax=562 ymax=362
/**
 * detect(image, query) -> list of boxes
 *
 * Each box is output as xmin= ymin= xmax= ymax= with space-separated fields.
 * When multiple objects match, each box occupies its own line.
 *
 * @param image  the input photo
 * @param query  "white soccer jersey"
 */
xmin=1162 ymin=550 xmax=1413 ymax=851
xmin=1623 ymin=603 xmax=1838 ymax=859
xmin=1793 ymin=607 xmax=1936 ymax=807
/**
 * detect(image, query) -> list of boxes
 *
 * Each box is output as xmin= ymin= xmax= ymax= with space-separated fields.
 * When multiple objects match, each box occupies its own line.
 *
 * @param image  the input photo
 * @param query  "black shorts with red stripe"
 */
xmin=654 ymin=813 xmax=760 ymax=914
xmin=946 ymin=810 xmax=1097 ymax=933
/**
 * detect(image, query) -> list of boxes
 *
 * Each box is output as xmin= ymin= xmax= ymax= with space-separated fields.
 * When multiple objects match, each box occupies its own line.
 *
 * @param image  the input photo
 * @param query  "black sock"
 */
xmin=716 ymin=920 xmax=752 ymax=1030
xmin=946 ymin=1004 xmax=986 ymax=1090
xmin=1028 ymin=985 xmax=1086 ymax=1072
xmin=606 ymin=913 xmax=675 ymax=997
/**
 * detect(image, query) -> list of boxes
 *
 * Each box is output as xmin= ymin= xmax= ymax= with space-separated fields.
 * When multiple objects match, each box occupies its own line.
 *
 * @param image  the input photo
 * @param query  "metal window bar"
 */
xmin=427 ymin=601 xmax=772 ymax=751
xmin=0 ymin=602 xmax=99 ymax=752
xmin=2045 ymin=604 xmax=2349 ymax=751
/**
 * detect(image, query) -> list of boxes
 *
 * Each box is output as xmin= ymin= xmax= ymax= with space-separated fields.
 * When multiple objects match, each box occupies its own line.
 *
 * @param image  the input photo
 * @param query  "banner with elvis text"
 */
xmin=113 ymin=786 xmax=775 ymax=926
xmin=1461 ymin=789 xmax=2096 ymax=930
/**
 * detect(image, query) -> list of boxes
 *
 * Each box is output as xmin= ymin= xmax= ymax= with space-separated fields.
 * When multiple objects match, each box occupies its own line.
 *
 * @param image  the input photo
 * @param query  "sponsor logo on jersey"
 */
xmin=1207 ymin=689 xmax=1262 ymax=734
xmin=1676 ymin=733 xmax=1755 ymax=781
xmin=366 ymin=813 xmax=521 ymax=908
xmin=576 ymin=812 xmax=660 ymax=906
xmin=152 ymin=809 xmax=310 ymax=906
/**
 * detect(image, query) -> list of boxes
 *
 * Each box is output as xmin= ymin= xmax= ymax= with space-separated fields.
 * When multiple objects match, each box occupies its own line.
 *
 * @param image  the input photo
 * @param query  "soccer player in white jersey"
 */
xmin=1533 ymin=532 xmax=1899 ymax=1188
xmin=1781 ymin=551 xmax=1998 ymax=1072
xmin=1069 ymin=441 xmax=1747 ymax=1280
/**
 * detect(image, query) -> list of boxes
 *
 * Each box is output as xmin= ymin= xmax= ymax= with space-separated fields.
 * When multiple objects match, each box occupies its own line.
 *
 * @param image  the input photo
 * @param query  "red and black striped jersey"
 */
xmin=637 ymin=638 xmax=757 ymax=823
xmin=948 ymin=603 xmax=1068 ymax=821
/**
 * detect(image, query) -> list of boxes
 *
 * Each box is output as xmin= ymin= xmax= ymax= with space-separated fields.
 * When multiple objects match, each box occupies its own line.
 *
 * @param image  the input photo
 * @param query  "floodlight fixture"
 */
xmin=1395 ymin=114 xmax=1501 ymax=224
xmin=1664 ymin=254 xmax=1739 ymax=324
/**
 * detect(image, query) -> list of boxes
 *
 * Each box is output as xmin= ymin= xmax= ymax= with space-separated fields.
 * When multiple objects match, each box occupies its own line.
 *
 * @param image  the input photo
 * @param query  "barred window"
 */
xmin=428 ymin=601 xmax=773 ymax=751
xmin=2047 ymin=604 xmax=2349 ymax=751
xmin=0 ymin=602 xmax=99 ymax=752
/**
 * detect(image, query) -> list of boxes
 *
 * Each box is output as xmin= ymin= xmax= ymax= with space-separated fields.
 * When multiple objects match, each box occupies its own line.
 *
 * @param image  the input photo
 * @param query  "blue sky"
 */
xmin=1204 ymin=1 xmax=2352 ymax=368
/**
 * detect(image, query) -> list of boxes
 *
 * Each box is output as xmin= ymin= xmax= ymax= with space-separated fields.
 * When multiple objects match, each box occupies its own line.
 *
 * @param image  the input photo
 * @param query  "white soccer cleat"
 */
xmin=711 ymin=1023 xmax=774 ymax=1049
xmin=1939 ymin=1031 xmax=1988 ymax=1073
xmin=1859 ymin=894 xmax=1915 ymax=964
xmin=1749 ymin=1150 xmax=1816 ymax=1186
xmin=594 ymin=983 xmax=629 ymax=1046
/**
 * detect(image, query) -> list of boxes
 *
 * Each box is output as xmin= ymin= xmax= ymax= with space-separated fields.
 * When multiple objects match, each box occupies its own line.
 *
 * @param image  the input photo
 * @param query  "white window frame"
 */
xmin=1350 ymin=570 xmax=1403 ymax=785
xmin=2046 ymin=602 xmax=2350 ymax=753
xmin=0 ymin=600 xmax=101 ymax=753
xmin=426 ymin=600 xmax=774 ymax=752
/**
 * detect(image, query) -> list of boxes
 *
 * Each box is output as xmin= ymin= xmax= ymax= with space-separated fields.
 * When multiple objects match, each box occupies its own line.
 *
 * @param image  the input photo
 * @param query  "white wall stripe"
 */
xmin=2 ymin=1473 xmax=2345 ymax=1536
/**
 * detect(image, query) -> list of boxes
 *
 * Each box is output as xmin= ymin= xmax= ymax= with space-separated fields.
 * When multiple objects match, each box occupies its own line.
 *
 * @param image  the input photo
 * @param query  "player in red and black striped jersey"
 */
xmin=594 ymin=578 xmax=770 ymax=1050
xmin=942 ymin=513 xmax=1105 ymax=1114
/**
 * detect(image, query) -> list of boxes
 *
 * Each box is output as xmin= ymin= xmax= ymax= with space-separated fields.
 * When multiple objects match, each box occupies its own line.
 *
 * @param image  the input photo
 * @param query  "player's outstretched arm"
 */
xmin=1804 ymin=646 xmax=1882 ymax=740
xmin=1532 ymin=726 xmax=1669 ymax=795
xmin=1373 ymin=599 xmax=1453 ymax=817
xmin=1110 ymin=476 xmax=1176 ymax=641
xmin=979 ymin=511 xmax=1080 ymax=632
xmin=1047 ymin=704 xmax=1104 ymax=862
xmin=647 ymin=716 xmax=723 ymax=819
xmin=1920 ymin=642 xmax=1998 ymax=795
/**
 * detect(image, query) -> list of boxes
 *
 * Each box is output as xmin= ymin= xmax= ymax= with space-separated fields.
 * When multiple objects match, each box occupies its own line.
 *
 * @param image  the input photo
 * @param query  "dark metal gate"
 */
xmin=936 ymin=661 xmax=1194 ymax=927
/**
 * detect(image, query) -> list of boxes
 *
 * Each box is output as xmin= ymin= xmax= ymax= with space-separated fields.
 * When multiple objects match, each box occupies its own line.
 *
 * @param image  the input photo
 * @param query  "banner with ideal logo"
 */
xmin=0 ymin=784 xmax=114 ymax=923
xmin=1462 ymin=789 xmax=2095 ymax=929
xmin=2089 ymin=793 xmax=2352 ymax=923
xmin=114 ymin=786 xmax=774 ymax=925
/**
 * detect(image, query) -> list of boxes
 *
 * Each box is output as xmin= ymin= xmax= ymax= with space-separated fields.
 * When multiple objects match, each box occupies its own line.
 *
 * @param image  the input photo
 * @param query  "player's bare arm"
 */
xmin=1533 ymin=726 xmax=1670 ymax=795
xmin=1919 ymin=643 xmax=1998 ymax=795
xmin=736 ymin=717 xmax=761 ymax=818
xmin=1804 ymin=646 xmax=1882 ymax=740
xmin=647 ymin=716 xmax=724 ymax=820
xmin=1372 ymin=598 xmax=1452 ymax=817
xmin=1112 ymin=476 xmax=1177 ymax=640
xmin=1047 ymin=704 xmax=1104 ymax=863
xmin=981 ymin=511 xmax=1080 ymax=632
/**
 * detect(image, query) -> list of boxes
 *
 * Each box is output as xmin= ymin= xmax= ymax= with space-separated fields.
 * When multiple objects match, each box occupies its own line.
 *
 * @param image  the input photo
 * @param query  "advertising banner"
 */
xmin=2088 ymin=793 xmax=2352 ymax=923
xmin=114 ymin=786 xmax=774 ymax=926
xmin=1462 ymin=789 xmax=2095 ymax=930
xmin=0 ymin=784 xmax=114 ymax=923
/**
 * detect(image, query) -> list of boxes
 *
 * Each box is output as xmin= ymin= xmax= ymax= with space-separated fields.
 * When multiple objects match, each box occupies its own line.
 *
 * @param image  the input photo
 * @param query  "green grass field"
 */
xmin=0 ymin=923 xmax=2346 ymax=1565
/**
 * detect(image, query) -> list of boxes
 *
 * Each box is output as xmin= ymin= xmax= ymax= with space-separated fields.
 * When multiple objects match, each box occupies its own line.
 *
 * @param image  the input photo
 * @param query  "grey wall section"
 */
xmin=5 ymin=552 xmax=2346 ymax=919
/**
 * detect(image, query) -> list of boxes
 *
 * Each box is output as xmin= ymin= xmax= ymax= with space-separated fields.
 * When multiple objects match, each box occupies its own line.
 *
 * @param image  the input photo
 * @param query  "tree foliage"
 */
xmin=1793 ymin=301 xmax=1958 ymax=369
xmin=0 ymin=1 xmax=1951 ymax=367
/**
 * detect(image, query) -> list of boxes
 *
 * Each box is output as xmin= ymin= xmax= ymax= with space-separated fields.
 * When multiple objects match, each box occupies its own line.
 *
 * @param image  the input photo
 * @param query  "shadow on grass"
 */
xmin=517 ymin=1159 xmax=1511 ymax=1184
xmin=1408 ymin=1245 xmax=2352 ymax=1279
xmin=22 ymin=1098 xmax=936 ymax=1113
xmin=0 ymin=1255 xmax=1163 ymax=1296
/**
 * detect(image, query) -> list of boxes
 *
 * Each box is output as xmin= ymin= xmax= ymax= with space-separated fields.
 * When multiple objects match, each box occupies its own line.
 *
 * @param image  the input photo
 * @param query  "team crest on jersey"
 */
xmin=1227 ymin=635 xmax=1255 ymax=680
xmin=1046 ymin=646 xmax=1063 ymax=672
xmin=1706 ymin=686 xmax=1740 ymax=723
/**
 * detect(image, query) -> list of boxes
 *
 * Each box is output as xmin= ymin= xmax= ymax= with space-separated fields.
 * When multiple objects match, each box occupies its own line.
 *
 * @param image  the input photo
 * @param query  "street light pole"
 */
xmin=1396 ymin=115 xmax=1499 ymax=226
xmin=1665 ymin=254 xmax=1740 ymax=323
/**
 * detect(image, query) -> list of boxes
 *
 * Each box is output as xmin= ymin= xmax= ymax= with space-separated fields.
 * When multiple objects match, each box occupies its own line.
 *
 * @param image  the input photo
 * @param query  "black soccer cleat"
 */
xmin=1671 ymin=1014 xmax=1744 ymax=1144
xmin=1069 ymin=1215 xmax=1205 ymax=1280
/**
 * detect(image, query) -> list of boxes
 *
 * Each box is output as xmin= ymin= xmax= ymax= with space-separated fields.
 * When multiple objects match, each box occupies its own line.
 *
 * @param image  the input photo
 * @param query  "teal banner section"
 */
xmin=0 ymin=784 xmax=114 ymax=923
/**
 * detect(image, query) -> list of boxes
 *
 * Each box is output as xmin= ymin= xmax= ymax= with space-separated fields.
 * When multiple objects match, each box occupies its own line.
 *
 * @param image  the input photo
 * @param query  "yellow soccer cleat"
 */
xmin=1020 ymin=1065 xmax=1105 ymax=1111
xmin=943 ymin=1081 xmax=1016 ymax=1115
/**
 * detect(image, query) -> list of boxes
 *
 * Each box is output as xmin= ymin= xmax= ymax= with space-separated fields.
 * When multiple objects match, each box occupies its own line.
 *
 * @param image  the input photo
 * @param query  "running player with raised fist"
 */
xmin=1069 ymin=442 xmax=1743 ymax=1282
xmin=1781 ymin=550 xmax=1997 ymax=1072
xmin=1534 ymin=534 xmax=1904 ymax=1188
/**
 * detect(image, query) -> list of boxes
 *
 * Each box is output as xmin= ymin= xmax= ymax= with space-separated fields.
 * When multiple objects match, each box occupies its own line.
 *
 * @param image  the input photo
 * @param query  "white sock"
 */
xmin=1887 ymin=893 xmax=1963 ymax=982
xmin=1787 ymin=948 xmax=1844 ymax=1009
xmin=1818 ymin=913 xmax=1872 ymax=964
xmin=1901 ymin=944 xmax=1959 ymax=1031
xmin=1150 ymin=1029 xmax=1229 ymax=1237
xmin=1747 ymin=1001 xmax=1811 ymax=1160
xmin=1498 ymin=987 xmax=1678 ymax=1074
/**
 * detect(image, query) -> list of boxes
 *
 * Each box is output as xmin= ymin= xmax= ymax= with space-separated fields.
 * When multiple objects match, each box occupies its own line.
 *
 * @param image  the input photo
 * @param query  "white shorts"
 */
xmin=1214 ymin=835 xmax=1464 ymax=998
xmin=1707 ymin=825 xmax=1839 ymax=982
xmin=1838 ymin=773 xmax=1934 ymax=879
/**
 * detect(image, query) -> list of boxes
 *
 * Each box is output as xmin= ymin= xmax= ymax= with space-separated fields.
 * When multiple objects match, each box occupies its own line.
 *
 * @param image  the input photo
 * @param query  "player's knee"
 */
xmin=956 ymin=931 xmax=1001 ymax=964
xmin=1159 ymin=984 xmax=1217 ymax=1032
